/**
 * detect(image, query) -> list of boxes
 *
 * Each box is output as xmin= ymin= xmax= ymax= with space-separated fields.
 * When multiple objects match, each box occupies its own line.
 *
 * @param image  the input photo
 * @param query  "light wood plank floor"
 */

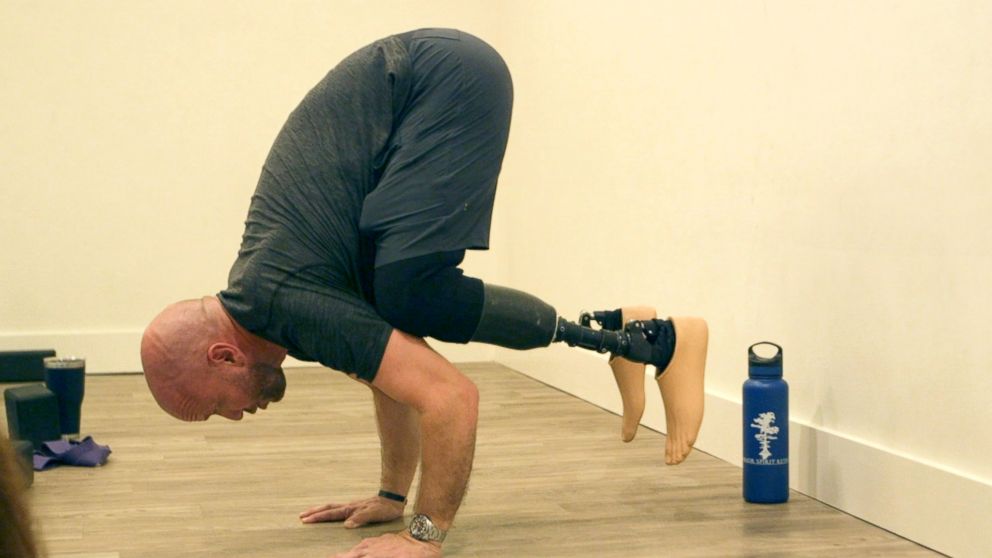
xmin=3 ymin=364 xmax=939 ymax=557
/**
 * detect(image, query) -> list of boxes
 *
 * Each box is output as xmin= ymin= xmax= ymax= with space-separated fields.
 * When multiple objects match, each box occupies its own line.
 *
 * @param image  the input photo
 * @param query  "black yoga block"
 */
xmin=4 ymin=384 xmax=61 ymax=449
xmin=11 ymin=438 xmax=34 ymax=487
xmin=0 ymin=349 xmax=57 ymax=382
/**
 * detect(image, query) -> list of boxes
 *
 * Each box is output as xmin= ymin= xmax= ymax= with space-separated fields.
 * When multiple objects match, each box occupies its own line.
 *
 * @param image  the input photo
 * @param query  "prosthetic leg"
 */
xmin=468 ymin=286 xmax=707 ymax=464
xmin=469 ymin=285 xmax=675 ymax=368
xmin=583 ymin=309 xmax=708 ymax=465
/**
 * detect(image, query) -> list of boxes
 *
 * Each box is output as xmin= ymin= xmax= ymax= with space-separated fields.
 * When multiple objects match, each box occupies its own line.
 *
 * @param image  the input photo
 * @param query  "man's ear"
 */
xmin=207 ymin=343 xmax=247 ymax=366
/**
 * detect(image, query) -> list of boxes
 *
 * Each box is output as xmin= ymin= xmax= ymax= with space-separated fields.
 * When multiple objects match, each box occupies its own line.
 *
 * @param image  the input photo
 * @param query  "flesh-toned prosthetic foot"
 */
xmin=557 ymin=310 xmax=705 ymax=460
xmin=605 ymin=307 xmax=656 ymax=442
xmin=655 ymin=317 xmax=708 ymax=465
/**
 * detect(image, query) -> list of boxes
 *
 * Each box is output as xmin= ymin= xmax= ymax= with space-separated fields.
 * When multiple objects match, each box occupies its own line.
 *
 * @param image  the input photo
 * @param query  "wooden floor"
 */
xmin=3 ymin=364 xmax=938 ymax=558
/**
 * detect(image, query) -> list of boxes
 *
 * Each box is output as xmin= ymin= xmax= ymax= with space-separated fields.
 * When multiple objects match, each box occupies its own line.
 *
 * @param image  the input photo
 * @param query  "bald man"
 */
xmin=142 ymin=29 xmax=707 ymax=558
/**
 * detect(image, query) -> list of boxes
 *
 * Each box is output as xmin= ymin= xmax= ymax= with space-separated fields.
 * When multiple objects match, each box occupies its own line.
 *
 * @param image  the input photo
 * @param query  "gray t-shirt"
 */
xmin=218 ymin=36 xmax=411 ymax=381
xmin=217 ymin=29 xmax=512 ymax=381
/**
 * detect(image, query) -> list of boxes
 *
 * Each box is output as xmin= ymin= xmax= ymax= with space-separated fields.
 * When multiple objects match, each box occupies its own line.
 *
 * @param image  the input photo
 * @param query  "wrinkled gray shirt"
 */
xmin=218 ymin=36 xmax=411 ymax=381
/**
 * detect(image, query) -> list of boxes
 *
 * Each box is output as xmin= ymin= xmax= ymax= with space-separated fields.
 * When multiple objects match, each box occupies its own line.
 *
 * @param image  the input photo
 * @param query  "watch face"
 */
xmin=410 ymin=516 xmax=428 ymax=539
xmin=410 ymin=514 xmax=440 ymax=542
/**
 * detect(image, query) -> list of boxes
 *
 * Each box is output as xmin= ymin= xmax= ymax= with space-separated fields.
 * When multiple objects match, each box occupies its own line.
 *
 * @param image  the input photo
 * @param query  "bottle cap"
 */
xmin=748 ymin=342 xmax=782 ymax=378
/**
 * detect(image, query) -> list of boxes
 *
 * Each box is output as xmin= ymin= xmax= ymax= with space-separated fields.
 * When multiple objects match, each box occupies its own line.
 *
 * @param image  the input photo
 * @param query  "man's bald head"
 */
xmin=140 ymin=297 xmax=217 ymax=418
xmin=141 ymin=296 xmax=288 ymax=422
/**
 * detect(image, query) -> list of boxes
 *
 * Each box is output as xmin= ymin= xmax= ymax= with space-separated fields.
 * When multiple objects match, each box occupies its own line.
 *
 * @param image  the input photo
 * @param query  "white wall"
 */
xmin=3 ymin=2 xmax=990 ymax=556
xmin=0 ymin=1 xmax=509 ymax=369
xmin=493 ymin=1 xmax=990 ymax=556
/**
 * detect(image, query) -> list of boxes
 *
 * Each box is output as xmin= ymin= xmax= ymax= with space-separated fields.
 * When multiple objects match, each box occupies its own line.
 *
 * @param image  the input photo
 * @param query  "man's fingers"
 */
xmin=300 ymin=503 xmax=344 ymax=517
xmin=304 ymin=496 xmax=404 ymax=527
xmin=301 ymin=505 xmax=354 ymax=523
xmin=342 ymin=516 xmax=363 ymax=528
xmin=346 ymin=505 xmax=405 ymax=529
xmin=342 ymin=505 xmax=380 ymax=528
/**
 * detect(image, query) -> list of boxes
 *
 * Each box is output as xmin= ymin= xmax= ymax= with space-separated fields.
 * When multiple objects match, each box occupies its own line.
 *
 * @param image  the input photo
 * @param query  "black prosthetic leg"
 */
xmin=470 ymin=285 xmax=558 ymax=349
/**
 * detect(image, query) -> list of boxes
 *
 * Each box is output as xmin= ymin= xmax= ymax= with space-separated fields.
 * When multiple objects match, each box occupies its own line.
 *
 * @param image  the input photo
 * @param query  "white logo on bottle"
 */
xmin=750 ymin=412 xmax=779 ymax=460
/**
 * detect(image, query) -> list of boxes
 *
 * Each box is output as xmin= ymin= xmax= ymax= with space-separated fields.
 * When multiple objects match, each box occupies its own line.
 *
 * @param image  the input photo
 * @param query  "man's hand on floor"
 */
xmin=300 ymin=495 xmax=405 ymax=528
xmin=331 ymin=532 xmax=442 ymax=558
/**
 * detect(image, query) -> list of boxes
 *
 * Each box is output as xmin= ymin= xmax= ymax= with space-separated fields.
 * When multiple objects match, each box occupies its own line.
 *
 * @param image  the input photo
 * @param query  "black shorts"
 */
xmin=359 ymin=29 xmax=513 ymax=268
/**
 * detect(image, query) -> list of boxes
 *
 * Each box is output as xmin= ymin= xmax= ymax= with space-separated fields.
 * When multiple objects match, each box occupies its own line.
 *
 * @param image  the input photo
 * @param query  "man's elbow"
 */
xmin=425 ymin=377 xmax=479 ymax=423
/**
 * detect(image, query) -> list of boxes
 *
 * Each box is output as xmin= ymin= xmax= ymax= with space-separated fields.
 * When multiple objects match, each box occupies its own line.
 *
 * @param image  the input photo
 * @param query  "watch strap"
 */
xmin=377 ymin=489 xmax=407 ymax=504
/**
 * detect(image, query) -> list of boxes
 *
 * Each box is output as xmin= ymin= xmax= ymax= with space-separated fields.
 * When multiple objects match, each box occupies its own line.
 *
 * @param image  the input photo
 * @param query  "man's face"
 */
xmin=190 ymin=362 xmax=287 ymax=422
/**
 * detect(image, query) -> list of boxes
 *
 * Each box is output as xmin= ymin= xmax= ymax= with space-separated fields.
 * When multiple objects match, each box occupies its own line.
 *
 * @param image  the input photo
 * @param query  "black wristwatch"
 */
xmin=409 ymin=514 xmax=447 ymax=543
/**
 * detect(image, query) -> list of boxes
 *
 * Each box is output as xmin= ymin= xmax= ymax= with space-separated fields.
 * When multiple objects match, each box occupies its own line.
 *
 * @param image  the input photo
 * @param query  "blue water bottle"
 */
xmin=743 ymin=342 xmax=789 ymax=503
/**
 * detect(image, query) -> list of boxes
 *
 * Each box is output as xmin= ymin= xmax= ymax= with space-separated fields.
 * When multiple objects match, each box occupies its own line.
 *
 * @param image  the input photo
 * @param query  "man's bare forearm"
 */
xmin=369 ymin=330 xmax=483 ymax=536
xmin=373 ymin=386 xmax=421 ymax=496
xmin=413 ymin=383 xmax=480 ymax=531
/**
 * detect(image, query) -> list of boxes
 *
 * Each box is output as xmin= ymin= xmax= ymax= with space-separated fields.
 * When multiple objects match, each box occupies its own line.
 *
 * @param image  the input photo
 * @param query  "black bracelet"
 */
xmin=378 ymin=489 xmax=407 ymax=504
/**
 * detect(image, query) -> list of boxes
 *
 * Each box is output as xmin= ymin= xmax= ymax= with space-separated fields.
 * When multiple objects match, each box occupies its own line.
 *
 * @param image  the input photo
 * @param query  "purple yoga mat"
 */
xmin=33 ymin=436 xmax=111 ymax=471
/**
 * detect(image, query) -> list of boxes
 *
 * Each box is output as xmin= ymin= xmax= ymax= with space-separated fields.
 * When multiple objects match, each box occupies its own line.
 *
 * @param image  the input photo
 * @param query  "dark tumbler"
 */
xmin=43 ymin=356 xmax=86 ymax=440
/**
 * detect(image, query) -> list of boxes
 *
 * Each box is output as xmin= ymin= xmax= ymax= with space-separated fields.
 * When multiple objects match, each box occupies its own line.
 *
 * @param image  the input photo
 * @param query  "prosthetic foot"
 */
xmin=656 ymin=317 xmax=708 ymax=465
xmin=466 ymin=285 xmax=706 ymax=464
xmin=581 ymin=307 xmax=656 ymax=442
xmin=581 ymin=311 xmax=708 ymax=464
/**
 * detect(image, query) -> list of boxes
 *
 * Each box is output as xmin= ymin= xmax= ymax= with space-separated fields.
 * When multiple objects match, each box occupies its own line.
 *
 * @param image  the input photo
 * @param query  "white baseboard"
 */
xmin=495 ymin=345 xmax=991 ymax=558
xmin=0 ymin=330 xmax=496 ymax=374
